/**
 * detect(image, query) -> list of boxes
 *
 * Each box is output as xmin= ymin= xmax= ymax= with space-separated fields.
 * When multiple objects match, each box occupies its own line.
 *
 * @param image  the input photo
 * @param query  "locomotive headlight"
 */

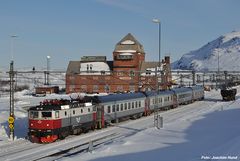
xmin=47 ymin=124 xmax=49 ymax=126
xmin=31 ymin=123 xmax=33 ymax=126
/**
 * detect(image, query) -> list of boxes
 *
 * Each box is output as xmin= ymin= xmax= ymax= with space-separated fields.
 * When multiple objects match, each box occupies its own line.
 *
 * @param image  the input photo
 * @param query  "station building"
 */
xmin=66 ymin=33 xmax=172 ymax=94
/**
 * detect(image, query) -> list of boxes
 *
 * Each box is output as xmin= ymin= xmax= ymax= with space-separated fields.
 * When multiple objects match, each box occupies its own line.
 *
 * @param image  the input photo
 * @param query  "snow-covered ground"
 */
xmin=0 ymin=87 xmax=240 ymax=161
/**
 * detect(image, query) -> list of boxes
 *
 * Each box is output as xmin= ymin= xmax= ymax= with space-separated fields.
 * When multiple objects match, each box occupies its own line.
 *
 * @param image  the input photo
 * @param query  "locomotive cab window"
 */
xmin=55 ymin=111 xmax=59 ymax=118
xmin=30 ymin=111 xmax=39 ymax=119
xmin=42 ymin=111 xmax=52 ymax=118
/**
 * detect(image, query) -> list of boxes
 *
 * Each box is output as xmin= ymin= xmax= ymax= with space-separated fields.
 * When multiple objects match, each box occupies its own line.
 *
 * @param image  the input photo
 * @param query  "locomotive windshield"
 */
xmin=29 ymin=111 xmax=39 ymax=119
xmin=42 ymin=111 xmax=52 ymax=118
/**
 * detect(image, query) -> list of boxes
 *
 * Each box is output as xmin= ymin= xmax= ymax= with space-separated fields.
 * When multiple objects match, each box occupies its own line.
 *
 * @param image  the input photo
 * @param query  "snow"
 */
xmin=0 ymin=87 xmax=240 ymax=161
xmin=119 ymin=53 xmax=133 ymax=56
xmin=80 ymin=62 xmax=111 ymax=75
xmin=173 ymin=30 xmax=240 ymax=71
xmin=116 ymin=50 xmax=136 ymax=52
xmin=121 ymin=40 xmax=135 ymax=45
xmin=141 ymin=66 xmax=163 ymax=76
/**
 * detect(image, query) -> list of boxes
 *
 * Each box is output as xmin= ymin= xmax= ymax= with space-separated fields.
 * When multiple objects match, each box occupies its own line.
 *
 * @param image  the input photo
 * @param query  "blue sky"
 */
xmin=0 ymin=0 xmax=239 ymax=70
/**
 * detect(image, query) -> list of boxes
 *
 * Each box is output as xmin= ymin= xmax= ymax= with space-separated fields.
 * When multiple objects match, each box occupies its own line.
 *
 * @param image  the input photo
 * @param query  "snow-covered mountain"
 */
xmin=172 ymin=30 xmax=240 ymax=71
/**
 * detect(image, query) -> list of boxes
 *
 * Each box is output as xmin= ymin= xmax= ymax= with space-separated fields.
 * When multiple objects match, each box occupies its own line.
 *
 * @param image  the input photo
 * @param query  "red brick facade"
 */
xmin=66 ymin=33 xmax=171 ymax=94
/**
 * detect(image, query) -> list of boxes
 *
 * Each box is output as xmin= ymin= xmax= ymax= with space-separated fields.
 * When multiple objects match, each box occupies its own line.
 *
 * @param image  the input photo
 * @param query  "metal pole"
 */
xmin=9 ymin=61 xmax=15 ymax=141
xmin=152 ymin=18 xmax=161 ymax=92
xmin=217 ymin=50 xmax=220 ymax=89
xmin=152 ymin=19 xmax=161 ymax=129
xmin=158 ymin=21 xmax=161 ymax=93
xmin=203 ymin=73 xmax=205 ymax=87
xmin=192 ymin=70 xmax=196 ymax=86
xmin=154 ymin=67 xmax=158 ymax=127
xmin=47 ymin=56 xmax=50 ymax=85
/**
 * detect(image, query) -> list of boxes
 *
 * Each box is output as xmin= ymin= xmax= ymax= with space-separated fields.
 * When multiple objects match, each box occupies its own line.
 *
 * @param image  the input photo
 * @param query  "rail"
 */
xmin=33 ymin=132 xmax=122 ymax=161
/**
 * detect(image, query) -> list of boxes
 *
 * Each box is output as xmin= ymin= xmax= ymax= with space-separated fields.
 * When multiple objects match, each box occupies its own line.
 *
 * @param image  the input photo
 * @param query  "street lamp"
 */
xmin=46 ymin=55 xmax=51 ymax=85
xmin=152 ymin=18 xmax=162 ymax=129
xmin=152 ymin=18 xmax=161 ymax=91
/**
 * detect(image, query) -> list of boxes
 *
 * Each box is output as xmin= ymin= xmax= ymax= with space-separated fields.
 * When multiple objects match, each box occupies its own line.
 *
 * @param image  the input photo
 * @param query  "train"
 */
xmin=28 ymin=86 xmax=204 ymax=143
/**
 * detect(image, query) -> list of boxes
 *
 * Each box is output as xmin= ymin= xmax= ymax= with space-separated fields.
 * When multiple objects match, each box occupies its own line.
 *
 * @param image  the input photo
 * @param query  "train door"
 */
xmin=62 ymin=110 xmax=71 ymax=127
xmin=173 ymin=93 xmax=178 ymax=108
xmin=96 ymin=105 xmax=105 ymax=129
xmin=191 ymin=88 xmax=195 ymax=102
xmin=144 ymin=97 xmax=150 ymax=116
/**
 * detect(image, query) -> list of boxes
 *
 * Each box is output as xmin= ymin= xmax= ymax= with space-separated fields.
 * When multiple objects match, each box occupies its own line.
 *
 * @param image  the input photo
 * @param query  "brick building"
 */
xmin=66 ymin=33 xmax=172 ymax=94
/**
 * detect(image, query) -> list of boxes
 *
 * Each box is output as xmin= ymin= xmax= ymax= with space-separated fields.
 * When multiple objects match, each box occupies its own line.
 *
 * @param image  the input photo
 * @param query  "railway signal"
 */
xmin=9 ymin=61 xmax=15 ymax=140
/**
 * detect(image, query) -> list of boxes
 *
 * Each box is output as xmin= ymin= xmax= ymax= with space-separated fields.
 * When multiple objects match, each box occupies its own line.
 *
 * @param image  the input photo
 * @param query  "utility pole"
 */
xmin=192 ymin=70 xmax=196 ymax=86
xmin=154 ymin=67 xmax=158 ymax=128
xmin=9 ymin=61 xmax=15 ymax=141
xmin=180 ymin=74 xmax=183 ymax=87
xmin=46 ymin=56 xmax=51 ymax=85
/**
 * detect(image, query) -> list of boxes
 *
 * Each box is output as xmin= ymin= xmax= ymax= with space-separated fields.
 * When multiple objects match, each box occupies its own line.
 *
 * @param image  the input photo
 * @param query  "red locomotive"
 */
xmin=28 ymin=98 xmax=97 ymax=143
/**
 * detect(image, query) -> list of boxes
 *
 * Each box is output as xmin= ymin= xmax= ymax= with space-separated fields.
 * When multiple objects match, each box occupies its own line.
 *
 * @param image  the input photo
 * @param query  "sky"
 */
xmin=0 ymin=0 xmax=240 ymax=70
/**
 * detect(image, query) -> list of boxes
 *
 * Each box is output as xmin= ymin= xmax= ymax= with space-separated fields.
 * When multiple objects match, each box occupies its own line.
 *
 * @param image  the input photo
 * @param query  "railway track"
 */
xmin=37 ymin=133 xmax=123 ymax=161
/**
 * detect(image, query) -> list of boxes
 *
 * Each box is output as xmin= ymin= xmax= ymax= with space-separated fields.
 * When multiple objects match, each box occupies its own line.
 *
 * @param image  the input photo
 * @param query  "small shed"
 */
xmin=35 ymin=86 xmax=59 ymax=94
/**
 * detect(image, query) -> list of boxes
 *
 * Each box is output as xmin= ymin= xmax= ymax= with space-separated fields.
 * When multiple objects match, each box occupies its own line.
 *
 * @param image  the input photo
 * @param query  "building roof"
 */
xmin=140 ymin=62 xmax=159 ymax=71
xmin=114 ymin=33 xmax=145 ymax=53
xmin=66 ymin=61 xmax=81 ymax=74
xmin=66 ymin=61 xmax=113 ymax=75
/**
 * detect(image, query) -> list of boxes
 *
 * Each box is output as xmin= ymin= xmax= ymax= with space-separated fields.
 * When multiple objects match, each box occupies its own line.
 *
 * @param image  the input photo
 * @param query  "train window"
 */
xmin=128 ymin=102 xmax=131 ymax=109
xmin=42 ymin=111 xmax=52 ymax=118
xmin=124 ymin=103 xmax=127 ymax=110
xmin=73 ymin=110 xmax=75 ymax=115
xmin=93 ymin=106 xmax=96 ymax=111
xmin=112 ymin=105 xmax=116 ymax=112
xmin=81 ymin=109 xmax=83 ymax=113
xmin=139 ymin=101 xmax=141 ymax=107
xmin=55 ymin=111 xmax=59 ymax=118
xmin=116 ymin=105 xmax=119 ymax=111
xmin=88 ymin=108 xmax=91 ymax=112
xmin=108 ymin=106 xmax=111 ymax=113
xmin=120 ymin=104 xmax=123 ymax=111
xmin=132 ymin=102 xmax=134 ymax=109
xmin=30 ymin=111 xmax=38 ymax=119
xmin=135 ymin=101 xmax=138 ymax=108
xmin=160 ymin=98 xmax=162 ymax=102
xmin=65 ymin=111 xmax=67 ymax=116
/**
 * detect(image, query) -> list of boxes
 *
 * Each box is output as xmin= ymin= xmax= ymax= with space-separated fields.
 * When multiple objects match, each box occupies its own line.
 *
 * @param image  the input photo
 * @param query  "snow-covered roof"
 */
xmin=116 ymin=50 xmax=136 ymax=53
xmin=119 ymin=53 xmax=133 ymax=56
xmin=121 ymin=40 xmax=135 ymax=45
xmin=80 ymin=62 xmax=111 ymax=75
